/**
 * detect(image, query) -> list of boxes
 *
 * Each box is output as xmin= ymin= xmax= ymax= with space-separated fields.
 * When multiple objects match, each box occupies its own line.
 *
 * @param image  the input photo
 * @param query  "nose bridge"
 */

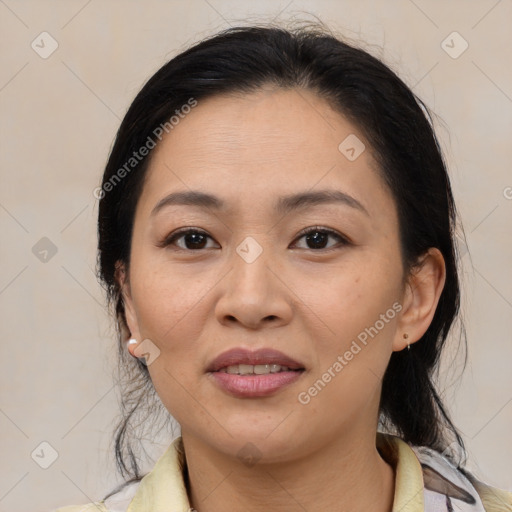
xmin=235 ymin=235 xmax=266 ymax=267
xmin=215 ymin=234 xmax=291 ymax=328
xmin=231 ymin=234 xmax=273 ymax=297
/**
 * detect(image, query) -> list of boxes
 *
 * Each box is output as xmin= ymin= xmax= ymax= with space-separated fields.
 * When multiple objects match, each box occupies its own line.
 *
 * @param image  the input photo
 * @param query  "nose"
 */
xmin=214 ymin=245 xmax=293 ymax=330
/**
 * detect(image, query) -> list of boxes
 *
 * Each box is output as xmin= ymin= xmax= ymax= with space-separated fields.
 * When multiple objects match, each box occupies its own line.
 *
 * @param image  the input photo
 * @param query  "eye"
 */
xmin=291 ymin=226 xmax=350 ymax=251
xmin=158 ymin=226 xmax=350 ymax=252
xmin=158 ymin=228 xmax=218 ymax=251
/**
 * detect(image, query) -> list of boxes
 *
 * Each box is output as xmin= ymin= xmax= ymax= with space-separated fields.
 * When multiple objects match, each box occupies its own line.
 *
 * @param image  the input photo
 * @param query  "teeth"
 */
xmin=218 ymin=364 xmax=294 ymax=375
xmin=239 ymin=364 xmax=253 ymax=375
xmin=254 ymin=364 xmax=270 ymax=374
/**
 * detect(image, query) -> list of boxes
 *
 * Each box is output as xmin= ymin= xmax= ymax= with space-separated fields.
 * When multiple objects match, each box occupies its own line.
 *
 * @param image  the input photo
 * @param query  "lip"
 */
xmin=207 ymin=347 xmax=305 ymax=373
xmin=206 ymin=347 xmax=306 ymax=398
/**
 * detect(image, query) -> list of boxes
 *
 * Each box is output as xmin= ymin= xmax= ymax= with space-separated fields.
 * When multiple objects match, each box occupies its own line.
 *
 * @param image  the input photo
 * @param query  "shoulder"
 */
xmin=464 ymin=472 xmax=512 ymax=511
xmin=51 ymin=438 xmax=182 ymax=512
xmin=409 ymin=442 xmax=512 ymax=512
xmin=53 ymin=504 xmax=109 ymax=512
xmin=52 ymin=480 xmax=141 ymax=512
xmin=378 ymin=433 xmax=512 ymax=512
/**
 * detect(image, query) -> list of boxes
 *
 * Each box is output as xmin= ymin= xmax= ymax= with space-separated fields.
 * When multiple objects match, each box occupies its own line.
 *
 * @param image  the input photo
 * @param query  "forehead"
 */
xmin=152 ymin=88 xmax=356 ymax=167
xmin=137 ymin=87 xmax=392 ymax=218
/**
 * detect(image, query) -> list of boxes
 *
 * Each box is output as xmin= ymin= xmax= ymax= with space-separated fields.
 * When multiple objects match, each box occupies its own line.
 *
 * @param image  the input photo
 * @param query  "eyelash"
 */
xmin=158 ymin=226 xmax=351 ymax=253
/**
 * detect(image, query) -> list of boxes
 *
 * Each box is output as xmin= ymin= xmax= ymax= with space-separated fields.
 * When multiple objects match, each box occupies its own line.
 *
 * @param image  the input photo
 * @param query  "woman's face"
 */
xmin=121 ymin=87 xmax=411 ymax=462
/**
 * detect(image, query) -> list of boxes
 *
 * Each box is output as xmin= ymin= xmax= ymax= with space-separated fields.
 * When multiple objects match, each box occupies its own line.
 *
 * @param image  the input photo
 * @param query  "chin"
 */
xmin=203 ymin=418 xmax=308 ymax=462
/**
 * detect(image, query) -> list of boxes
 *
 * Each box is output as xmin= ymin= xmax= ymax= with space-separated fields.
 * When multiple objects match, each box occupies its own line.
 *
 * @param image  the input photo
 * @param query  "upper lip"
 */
xmin=207 ymin=348 xmax=305 ymax=372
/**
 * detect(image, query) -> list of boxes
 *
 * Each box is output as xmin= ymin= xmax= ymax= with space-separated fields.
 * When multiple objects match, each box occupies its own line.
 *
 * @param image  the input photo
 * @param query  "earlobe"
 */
xmin=126 ymin=337 xmax=139 ymax=358
xmin=393 ymin=248 xmax=446 ymax=352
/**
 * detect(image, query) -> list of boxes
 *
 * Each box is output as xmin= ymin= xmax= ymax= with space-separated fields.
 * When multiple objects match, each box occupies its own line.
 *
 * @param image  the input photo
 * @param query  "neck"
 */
xmin=181 ymin=428 xmax=395 ymax=512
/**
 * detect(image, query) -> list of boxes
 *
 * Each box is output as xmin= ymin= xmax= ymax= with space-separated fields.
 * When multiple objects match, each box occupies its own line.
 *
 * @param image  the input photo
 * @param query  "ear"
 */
xmin=393 ymin=248 xmax=446 ymax=352
xmin=115 ymin=260 xmax=142 ymax=355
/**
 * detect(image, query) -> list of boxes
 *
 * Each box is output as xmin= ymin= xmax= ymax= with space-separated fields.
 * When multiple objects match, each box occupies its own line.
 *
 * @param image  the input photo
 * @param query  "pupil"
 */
xmin=186 ymin=233 xmax=206 ymax=249
xmin=307 ymin=231 xmax=327 ymax=249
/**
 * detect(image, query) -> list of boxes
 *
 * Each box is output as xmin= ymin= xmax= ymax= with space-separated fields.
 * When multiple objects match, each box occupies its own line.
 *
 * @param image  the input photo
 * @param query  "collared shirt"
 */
xmin=55 ymin=433 xmax=512 ymax=512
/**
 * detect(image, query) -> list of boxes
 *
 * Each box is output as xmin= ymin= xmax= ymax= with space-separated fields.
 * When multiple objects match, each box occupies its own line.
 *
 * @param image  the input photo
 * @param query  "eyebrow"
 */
xmin=150 ymin=189 xmax=369 ymax=218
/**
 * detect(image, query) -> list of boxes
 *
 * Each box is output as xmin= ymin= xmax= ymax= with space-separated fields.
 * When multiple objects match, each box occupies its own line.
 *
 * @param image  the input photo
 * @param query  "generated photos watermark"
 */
xmin=297 ymin=301 xmax=403 ymax=405
xmin=93 ymin=97 xmax=198 ymax=199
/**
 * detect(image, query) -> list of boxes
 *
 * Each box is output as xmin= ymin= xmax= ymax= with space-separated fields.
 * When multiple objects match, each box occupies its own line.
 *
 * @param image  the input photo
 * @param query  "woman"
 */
xmin=56 ymin=23 xmax=511 ymax=512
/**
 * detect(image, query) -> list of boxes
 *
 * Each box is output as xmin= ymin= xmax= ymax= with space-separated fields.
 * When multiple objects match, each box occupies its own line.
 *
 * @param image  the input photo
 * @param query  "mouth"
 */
xmin=207 ymin=348 xmax=306 ymax=398
xmin=215 ymin=363 xmax=303 ymax=375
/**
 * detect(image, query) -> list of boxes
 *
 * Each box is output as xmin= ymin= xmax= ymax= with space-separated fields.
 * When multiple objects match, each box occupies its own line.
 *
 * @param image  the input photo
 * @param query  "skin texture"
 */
xmin=118 ymin=87 xmax=446 ymax=512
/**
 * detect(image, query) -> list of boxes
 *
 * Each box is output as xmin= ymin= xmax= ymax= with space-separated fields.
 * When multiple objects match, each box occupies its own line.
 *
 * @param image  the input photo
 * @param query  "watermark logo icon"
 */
xmin=455 ymin=235 xmax=468 ymax=259
xmin=440 ymin=441 xmax=466 ymax=467
xmin=236 ymin=236 xmax=263 ymax=264
xmin=134 ymin=338 xmax=161 ymax=366
xmin=441 ymin=32 xmax=469 ymax=59
xmin=32 ymin=237 xmax=58 ymax=263
xmin=31 ymin=31 xmax=59 ymax=59
xmin=338 ymin=134 xmax=365 ymax=161
xmin=31 ymin=441 xmax=59 ymax=469
xmin=236 ymin=442 xmax=262 ymax=467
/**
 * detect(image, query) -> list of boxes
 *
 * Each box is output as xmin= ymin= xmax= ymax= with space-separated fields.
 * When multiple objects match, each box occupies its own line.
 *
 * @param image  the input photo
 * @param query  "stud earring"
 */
xmin=403 ymin=333 xmax=410 ymax=350
xmin=127 ymin=338 xmax=146 ymax=363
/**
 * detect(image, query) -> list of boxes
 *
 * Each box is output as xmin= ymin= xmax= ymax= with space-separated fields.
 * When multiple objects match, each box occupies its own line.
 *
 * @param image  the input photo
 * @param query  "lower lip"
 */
xmin=209 ymin=370 xmax=304 ymax=398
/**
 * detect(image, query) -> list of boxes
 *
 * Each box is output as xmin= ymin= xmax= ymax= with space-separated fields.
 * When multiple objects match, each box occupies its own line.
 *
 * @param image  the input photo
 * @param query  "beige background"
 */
xmin=1 ymin=1 xmax=511 ymax=511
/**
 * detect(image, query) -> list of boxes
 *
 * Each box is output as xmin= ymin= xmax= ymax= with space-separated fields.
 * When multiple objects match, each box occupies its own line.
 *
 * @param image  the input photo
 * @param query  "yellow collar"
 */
xmin=377 ymin=432 xmax=425 ymax=511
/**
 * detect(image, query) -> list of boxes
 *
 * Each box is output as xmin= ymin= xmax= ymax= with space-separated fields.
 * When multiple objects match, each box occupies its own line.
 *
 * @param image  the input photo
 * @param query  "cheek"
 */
xmin=131 ymin=264 xmax=209 ymax=357
xmin=133 ymin=268 xmax=209 ymax=417
xmin=297 ymin=269 xmax=400 ymax=418
xmin=305 ymin=256 xmax=402 ymax=370
xmin=309 ymin=260 xmax=398 ymax=325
